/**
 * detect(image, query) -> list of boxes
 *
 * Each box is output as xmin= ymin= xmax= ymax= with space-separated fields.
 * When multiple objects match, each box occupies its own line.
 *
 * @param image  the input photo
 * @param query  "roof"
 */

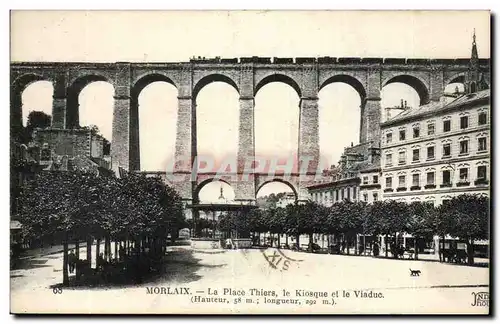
xmin=382 ymin=89 xmax=490 ymax=126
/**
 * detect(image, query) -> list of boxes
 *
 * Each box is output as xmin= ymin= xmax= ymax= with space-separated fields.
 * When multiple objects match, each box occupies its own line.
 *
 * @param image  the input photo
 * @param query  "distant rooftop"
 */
xmin=382 ymin=89 xmax=490 ymax=126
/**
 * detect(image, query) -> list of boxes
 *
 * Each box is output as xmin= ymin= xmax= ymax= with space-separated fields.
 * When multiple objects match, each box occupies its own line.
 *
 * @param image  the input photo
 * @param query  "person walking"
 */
xmin=68 ymin=250 xmax=77 ymax=274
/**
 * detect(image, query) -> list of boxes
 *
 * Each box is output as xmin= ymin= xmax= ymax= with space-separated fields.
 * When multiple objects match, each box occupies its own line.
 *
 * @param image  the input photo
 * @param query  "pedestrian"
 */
xmin=68 ymin=249 xmax=76 ymax=274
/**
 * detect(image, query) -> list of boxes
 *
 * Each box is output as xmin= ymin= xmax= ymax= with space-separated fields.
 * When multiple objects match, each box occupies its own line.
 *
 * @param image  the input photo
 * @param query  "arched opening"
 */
xmin=256 ymin=180 xmax=297 ymax=248
xmin=256 ymin=180 xmax=297 ymax=206
xmin=470 ymin=82 xmax=477 ymax=93
xmin=78 ymin=81 xmax=114 ymax=141
xmin=445 ymin=82 xmax=465 ymax=95
xmin=21 ymin=80 xmax=54 ymax=127
xmin=11 ymin=74 xmax=49 ymax=137
xmin=197 ymin=179 xmax=235 ymax=203
xmin=195 ymin=81 xmax=239 ymax=170
xmin=318 ymin=76 xmax=365 ymax=168
xmin=382 ymin=75 xmax=430 ymax=122
xmin=255 ymin=79 xmax=300 ymax=172
xmin=195 ymin=180 xmax=236 ymax=238
xmin=66 ymin=75 xmax=110 ymax=130
xmin=255 ymin=74 xmax=302 ymax=98
xmin=193 ymin=74 xmax=239 ymax=101
xmin=381 ymin=82 xmax=421 ymax=122
xmin=131 ymin=75 xmax=178 ymax=171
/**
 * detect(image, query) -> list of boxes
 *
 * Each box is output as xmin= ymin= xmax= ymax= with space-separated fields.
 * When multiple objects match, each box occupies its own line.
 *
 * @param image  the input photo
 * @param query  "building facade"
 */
xmin=307 ymin=143 xmax=381 ymax=206
xmin=380 ymin=90 xmax=489 ymax=205
xmin=380 ymin=36 xmax=490 ymax=206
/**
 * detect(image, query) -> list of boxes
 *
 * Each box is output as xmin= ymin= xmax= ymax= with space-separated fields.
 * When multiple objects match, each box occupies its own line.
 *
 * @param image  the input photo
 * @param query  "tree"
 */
xmin=407 ymin=202 xmax=436 ymax=260
xmin=440 ymin=194 xmax=489 ymax=265
xmin=27 ymin=111 xmax=52 ymax=130
xmin=18 ymin=171 xmax=185 ymax=285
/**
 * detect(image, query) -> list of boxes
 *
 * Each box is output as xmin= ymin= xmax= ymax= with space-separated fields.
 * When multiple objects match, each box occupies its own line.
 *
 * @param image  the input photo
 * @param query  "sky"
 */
xmin=12 ymin=10 xmax=490 ymax=202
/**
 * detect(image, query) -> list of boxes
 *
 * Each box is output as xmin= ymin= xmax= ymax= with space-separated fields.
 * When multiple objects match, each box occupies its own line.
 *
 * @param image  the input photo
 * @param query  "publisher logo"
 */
xmin=471 ymin=292 xmax=489 ymax=307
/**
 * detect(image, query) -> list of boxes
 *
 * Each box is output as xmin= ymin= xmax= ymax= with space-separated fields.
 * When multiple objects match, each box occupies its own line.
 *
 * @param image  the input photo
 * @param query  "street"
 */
xmin=11 ymin=246 xmax=489 ymax=314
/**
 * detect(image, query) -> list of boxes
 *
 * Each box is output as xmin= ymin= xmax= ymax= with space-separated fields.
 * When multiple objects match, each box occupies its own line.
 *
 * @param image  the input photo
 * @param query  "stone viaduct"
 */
xmin=10 ymin=56 xmax=490 ymax=205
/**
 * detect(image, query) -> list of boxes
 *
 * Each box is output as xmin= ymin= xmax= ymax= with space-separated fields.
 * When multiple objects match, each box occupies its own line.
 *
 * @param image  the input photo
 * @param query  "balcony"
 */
xmin=396 ymin=187 xmax=407 ymax=192
xmin=474 ymin=179 xmax=489 ymax=186
xmin=383 ymin=188 xmax=394 ymax=193
xmin=410 ymin=185 xmax=421 ymax=191
xmin=456 ymin=181 xmax=470 ymax=187
xmin=424 ymin=184 xmax=436 ymax=189
xmin=440 ymin=183 xmax=452 ymax=188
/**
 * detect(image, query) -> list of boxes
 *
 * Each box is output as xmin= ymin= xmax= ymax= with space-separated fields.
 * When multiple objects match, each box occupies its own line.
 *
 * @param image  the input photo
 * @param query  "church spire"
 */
xmin=471 ymin=28 xmax=478 ymax=62
xmin=466 ymin=29 xmax=484 ymax=93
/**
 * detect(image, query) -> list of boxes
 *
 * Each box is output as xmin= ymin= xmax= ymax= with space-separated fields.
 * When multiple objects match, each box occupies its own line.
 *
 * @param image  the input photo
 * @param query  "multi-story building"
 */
xmin=380 ymin=37 xmax=489 ymax=206
xmin=381 ymin=90 xmax=489 ymax=205
xmin=308 ymin=142 xmax=381 ymax=206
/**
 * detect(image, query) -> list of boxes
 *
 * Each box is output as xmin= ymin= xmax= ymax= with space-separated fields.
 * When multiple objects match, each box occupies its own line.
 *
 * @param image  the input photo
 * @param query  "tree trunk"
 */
xmin=277 ymin=234 xmax=281 ymax=247
xmin=308 ymin=233 xmax=313 ymax=252
xmin=296 ymin=234 xmax=300 ymax=250
xmin=96 ymin=238 xmax=101 ymax=269
xmin=354 ymin=235 xmax=358 ymax=255
xmin=62 ymin=234 xmax=69 ymax=286
xmin=75 ymin=240 xmax=80 ymax=260
xmin=86 ymin=237 xmax=92 ymax=264
xmin=114 ymin=240 xmax=118 ymax=261
xmin=363 ymin=235 xmax=366 ymax=256
xmin=345 ymin=236 xmax=350 ymax=255
xmin=104 ymin=236 xmax=109 ymax=261
xmin=327 ymin=235 xmax=330 ymax=253
xmin=414 ymin=237 xmax=419 ymax=260
xmin=441 ymin=234 xmax=445 ymax=262
xmin=385 ymin=234 xmax=388 ymax=257
xmin=467 ymin=238 xmax=474 ymax=266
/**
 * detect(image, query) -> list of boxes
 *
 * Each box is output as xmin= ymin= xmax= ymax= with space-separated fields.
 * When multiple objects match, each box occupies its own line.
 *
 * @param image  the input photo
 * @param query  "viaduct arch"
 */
xmin=11 ymin=57 xmax=490 ymax=205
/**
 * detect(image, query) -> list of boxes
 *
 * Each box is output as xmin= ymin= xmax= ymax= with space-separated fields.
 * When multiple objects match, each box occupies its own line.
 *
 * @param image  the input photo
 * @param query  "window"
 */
xmin=460 ymin=116 xmax=469 ymax=129
xmin=412 ymin=174 xmax=420 ymax=186
xmin=363 ymin=193 xmax=368 ymax=202
xmin=385 ymin=177 xmax=393 ymax=188
xmin=373 ymin=192 xmax=378 ymax=202
xmin=443 ymin=120 xmax=451 ymax=132
xmin=385 ymin=153 xmax=392 ymax=166
xmin=478 ymin=112 xmax=488 ymax=125
xmin=426 ymin=172 xmax=435 ymax=185
xmin=459 ymin=140 xmax=469 ymax=154
xmin=398 ymin=151 xmax=406 ymax=164
xmin=459 ymin=168 xmax=469 ymax=182
xmin=442 ymin=143 xmax=451 ymax=157
xmin=373 ymin=175 xmax=379 ymax=184
xmin=412 ymin=149 xmax=420 ymax=162
xmin=427 ymin=123 xmax=435 ymax=135
xmin=353 ymin=187 xmax=356 ymax=200
xmin=347 ymin=188 xmax=351 ymax=200
xmin=399 ymin=129 xmax=406 ymax=141
xmin=386 ymin=133 xmax=393 ymax=144
xmin=427 ymin=146 xmax=435 ymax=160
xmin=413 ymin=126 xmax=420 ymax=138
xmin=341 ymin=189 xmax=345 ymax=199
xmin=336 ymin=190 xmax=339 ymax=201
xmin=442 ymin=170 xmax=451 ymax=184
xmin=398 ymin=175 xmax=406 ymax=187
xmin=363 ymin=176 xmax=369 ymax=184
xmin=477 ymin=165 xmax=487 ymax=180
xmin=478 ymin=137 xmax=487 ymax=152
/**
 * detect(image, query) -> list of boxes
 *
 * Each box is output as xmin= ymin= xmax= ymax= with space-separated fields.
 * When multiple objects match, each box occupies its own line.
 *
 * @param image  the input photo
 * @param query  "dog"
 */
xmin=409 ymin=268 xmax=421 ymax=276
